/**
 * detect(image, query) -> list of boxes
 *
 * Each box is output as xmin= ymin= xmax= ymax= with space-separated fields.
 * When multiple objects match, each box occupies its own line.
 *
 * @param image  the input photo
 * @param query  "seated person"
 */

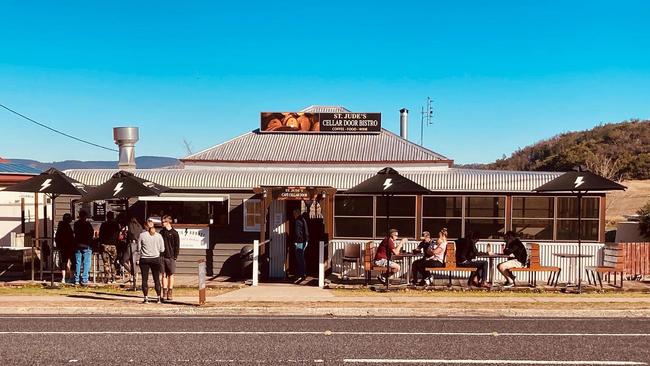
xmin=455 ymin=231 xmax=489 ymax=287
xmin=497 ymin=231 xmax=528 ymax=288
xmin=411 ymin=228 xmax=447 ymax=285
xmin=373 ymin=229 xmax=405 ymax=285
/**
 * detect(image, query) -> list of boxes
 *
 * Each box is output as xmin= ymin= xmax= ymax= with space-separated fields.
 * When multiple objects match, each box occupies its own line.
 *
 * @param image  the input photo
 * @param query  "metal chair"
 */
xmin=341 ymin=243 xmax=362 ymax=280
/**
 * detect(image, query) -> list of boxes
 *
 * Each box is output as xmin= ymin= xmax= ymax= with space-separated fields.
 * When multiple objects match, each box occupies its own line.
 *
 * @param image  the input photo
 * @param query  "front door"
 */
xmin=268 ymin=200 xmax=286 ymax=279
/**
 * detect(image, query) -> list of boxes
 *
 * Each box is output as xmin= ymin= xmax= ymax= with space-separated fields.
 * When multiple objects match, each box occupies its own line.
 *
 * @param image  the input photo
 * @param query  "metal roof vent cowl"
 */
xmin=113 ymin=127 xmax=139 ymax=170
xmin=399 ymin=108 xmax=408 ymax=140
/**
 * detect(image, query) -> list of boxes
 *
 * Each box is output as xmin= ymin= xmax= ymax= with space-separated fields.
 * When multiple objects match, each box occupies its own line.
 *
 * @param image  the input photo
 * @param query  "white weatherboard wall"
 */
xmin=0 ymin=191 xmax=51 ymax=247
xmin=330 ymin=240 xmax=604 ymax=284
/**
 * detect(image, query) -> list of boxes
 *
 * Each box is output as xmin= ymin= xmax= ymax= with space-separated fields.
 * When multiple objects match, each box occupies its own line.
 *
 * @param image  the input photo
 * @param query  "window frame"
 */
xmin=242 ymin=198 xmax=262 ymax=232
xmin=333 ymin=194 xmax=417 ymax=239
xmin=511 ymin=196 xmax=555 ymax=241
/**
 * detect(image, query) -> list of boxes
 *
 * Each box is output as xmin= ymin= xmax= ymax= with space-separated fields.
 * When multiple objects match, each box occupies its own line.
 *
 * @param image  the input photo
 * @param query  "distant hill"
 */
xmin=456 ymin=119 xmax=650 ymax=180
xmin=8 ymin=156 xmax=182 ymax=171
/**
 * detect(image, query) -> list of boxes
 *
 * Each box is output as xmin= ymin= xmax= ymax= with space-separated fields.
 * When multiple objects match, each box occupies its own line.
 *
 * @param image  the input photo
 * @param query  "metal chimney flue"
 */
xmin=399 ymin=108 xmax=409 ymax=140
xmin=113 ymin=127 xmax=139 ymax=170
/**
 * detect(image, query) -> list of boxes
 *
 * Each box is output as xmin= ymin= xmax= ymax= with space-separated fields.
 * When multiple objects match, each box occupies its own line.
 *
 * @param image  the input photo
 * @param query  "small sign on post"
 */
xmin=198 ymin=259 xmax=206 ymax=305
xmin=252 ymin=240 xmax=259 ymax=286
xmin=318 ymin=240 xmax=325 ymax=289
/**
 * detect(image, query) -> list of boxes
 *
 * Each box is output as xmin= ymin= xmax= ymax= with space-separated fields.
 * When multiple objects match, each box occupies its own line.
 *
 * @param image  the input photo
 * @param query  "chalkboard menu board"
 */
xmin=92 ymin=201 xmax=106 ymax=221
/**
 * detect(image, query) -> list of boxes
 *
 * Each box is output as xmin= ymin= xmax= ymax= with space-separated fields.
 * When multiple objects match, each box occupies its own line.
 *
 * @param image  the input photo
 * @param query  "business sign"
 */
xmin=260 ymin=112 xmax=381 ymax=133
xmin=177 ymin=227 xmax=209 ymax=249
xmin=271 ymin=186 xmax=322 ymax=201
xmin=92 ymin=201 xmax=106 ymax=221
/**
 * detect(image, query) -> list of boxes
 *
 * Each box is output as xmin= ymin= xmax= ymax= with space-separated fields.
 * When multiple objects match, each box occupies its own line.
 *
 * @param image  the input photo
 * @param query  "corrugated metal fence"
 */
xmin=621 ymin=242 xmax=650 ymax=279
xmin=330 ymin=240 xmax=604 ymax=284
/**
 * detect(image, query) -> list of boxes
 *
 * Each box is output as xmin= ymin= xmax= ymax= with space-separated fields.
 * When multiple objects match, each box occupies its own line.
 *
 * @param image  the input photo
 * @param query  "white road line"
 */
xmin=0 ymin=331 xmax=648 ymax=337
xmin=343 ymin=360 xmax=647 ymax=365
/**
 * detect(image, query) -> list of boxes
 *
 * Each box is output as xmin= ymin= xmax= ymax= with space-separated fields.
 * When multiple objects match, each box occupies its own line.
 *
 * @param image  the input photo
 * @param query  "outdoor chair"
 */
xmin=363 ymin=241 xmax=388 ymax=285
xmin=341 ymin=243 xmax=362 ymax=280
xmin=510 ymin=243 xmax=561 ymax=287
xmin=586 ymin=244 xmax=626 ymax=288
xmin=425 ymin=242 xmax=474 ymax=287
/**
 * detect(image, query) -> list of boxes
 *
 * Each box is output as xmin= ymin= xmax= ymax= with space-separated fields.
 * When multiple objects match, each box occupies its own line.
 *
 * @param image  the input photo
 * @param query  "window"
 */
xmin=512 ymin=197 xmax=554 ymax=240
xmin=375 ymin=196 xmax=416 ymax=238
xmin=422 ymin=196 xmax=462 ymax=239
xmin=147 ymin=201 xmax=210 ymax=225
xmin=556 ymin=197 xmax=600 ymax=241
xmin=333 ymin=195 xmax=416 ymax=238
xmin=465 ymin=196 xmax=505 ymax=239
xmin=334 ymin=196 xmax=374 ymax=238
xmin=243 ymin=199 xmax=262 ymax=232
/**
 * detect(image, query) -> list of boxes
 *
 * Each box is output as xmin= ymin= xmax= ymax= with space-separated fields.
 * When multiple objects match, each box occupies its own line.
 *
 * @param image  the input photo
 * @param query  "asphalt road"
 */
xmin=0 ymin=315 xmax=648 ymax=365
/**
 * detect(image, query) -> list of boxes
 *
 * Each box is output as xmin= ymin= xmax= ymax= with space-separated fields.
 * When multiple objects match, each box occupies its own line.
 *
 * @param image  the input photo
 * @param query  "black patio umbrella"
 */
xmin=3 ymin=168 xmax=88 ymax=287
xmin=346 ymin=167 xmax=431 ymax=289
xmin=534 ymin=167 xmax=626 ymax=292
xmin=82 ymin=170 xmax=170 ymax=289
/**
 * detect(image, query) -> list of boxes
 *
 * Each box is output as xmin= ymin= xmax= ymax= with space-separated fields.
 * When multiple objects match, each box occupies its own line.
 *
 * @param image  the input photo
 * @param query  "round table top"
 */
xmin=393 ymin=253 xmax=423 ymax=259
xmin=552 ymin=253 xmax=594 ymax=258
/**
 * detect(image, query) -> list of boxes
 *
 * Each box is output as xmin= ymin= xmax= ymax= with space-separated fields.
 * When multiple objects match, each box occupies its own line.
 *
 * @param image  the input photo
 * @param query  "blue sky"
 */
xmin=1 ymin=1 xmax=649 ymax=164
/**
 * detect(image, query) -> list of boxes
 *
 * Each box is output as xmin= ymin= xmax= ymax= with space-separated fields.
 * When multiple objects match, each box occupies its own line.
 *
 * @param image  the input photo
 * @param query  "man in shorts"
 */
xmin=497 ymin=231 xmax=528 ymax=288
xmin=373 ymin=229 xmax=406 ymax=285
xmin=160 ymin=215 xmax=180 ymax=301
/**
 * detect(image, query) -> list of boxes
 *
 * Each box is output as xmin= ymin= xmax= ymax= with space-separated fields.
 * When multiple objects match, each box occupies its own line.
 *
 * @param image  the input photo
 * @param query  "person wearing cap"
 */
xmin=373 ymin=228 xmax=405 ymax=285
xmin=412 ymin=229 xmax=447 ymax=286
xmin=55 ymin=213 xmax=75 ymax=284
xmin=73 ymin=209 xmax=94 ymax=286
xmin=497 ymin=231 xmax=528 ymax=288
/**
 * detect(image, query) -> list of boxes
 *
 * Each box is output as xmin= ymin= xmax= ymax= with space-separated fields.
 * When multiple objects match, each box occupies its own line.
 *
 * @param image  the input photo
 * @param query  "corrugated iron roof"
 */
xmin=64 ymin=167 xmax=562 ymax=193
xmin=299 ymin=105 xmax=351 ymax=113
xmin=0 ymin=161 xmax=41 ymax=175
xmin=182 ymin=128 xmax=450 ymax=163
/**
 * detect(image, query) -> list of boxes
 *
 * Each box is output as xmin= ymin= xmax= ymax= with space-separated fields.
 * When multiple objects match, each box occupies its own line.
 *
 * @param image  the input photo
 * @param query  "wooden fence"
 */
xmin=620 ymin=242 xmax=650 ymax=279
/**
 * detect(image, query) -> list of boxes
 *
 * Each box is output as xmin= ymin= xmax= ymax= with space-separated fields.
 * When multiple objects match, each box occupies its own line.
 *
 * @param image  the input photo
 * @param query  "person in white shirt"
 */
xmin=137 ymin=219 xmax=164 ymax=303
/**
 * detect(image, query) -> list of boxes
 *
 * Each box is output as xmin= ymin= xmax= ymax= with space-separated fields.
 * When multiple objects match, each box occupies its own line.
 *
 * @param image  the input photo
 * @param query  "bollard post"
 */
xmin=198 ymin=259 xmax=206 ymax=305
xmin=252 ymin=240 xmax=259 ymax=286
xmin=318 ymin=240 xmax=325 ymax=289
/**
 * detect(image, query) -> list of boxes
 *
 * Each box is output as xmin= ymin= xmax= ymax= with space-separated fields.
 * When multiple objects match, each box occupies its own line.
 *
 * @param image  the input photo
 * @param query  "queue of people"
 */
xmin=372 ymin=227 xmax=528 ymax=288
xmin=54 ymin=211 xmax=180 ymax=303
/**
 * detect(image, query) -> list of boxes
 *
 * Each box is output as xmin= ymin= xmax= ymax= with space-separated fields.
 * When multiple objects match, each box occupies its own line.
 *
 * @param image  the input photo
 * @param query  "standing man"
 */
xmin=99 ymin=211 xmax=120 ymax=283
xmin=160 ymin=215 xmax=180 ymax=301
xmin=292 ymin=209 xmax=309 ymax=282
xmin=73 ymin=210 xmax=94 ymax=286
xmin=497 ymin=231 xmax=528 ymax=288
xmin=55 ymin=213 xmax=75 ymax=284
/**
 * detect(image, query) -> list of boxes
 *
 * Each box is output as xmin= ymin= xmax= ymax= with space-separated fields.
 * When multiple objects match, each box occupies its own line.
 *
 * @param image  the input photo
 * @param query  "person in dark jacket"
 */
xmin=99 ymin=211 xmax=120 ymax=283
xmin=160 ymin=215 xmax=180 ymax=301
xmin=125 ymin=217 xmax=143 ymax=281
xmin=455 ymin=231 xmax=489 ymax=287
xmin=55 ymin=213 xmax=75 ymax=283
xmin=73 ymin=210 xmax=94 ymax=285
xmin=497 ymin=231 xmax=528 ymax=288
xmin=292 ymin=209 xmax=309 ymax=281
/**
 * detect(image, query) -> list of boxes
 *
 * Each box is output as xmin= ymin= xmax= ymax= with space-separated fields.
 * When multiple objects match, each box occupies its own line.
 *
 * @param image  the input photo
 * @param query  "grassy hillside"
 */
xmin=486 ymin=119 xmax=650 ymax=180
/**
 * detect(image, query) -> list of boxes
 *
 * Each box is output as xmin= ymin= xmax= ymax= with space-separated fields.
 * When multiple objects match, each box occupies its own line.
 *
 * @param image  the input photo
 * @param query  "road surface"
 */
xmin=0 ymin=315 xmax=647 ymax=365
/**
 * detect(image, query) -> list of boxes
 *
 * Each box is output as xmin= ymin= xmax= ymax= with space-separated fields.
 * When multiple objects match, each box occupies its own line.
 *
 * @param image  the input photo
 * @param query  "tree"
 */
xmin=638 ymin=201 xmax=650 ymax=239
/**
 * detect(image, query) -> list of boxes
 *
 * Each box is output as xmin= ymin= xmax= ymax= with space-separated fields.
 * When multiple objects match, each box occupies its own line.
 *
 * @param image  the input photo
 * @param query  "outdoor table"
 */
xmin=476 ymin=253 xmax=512 ymax=286
xmin=392 ymin=252 xmax=422 ymax=284
xmin=552 ymin=253 xmax=594 ymax=287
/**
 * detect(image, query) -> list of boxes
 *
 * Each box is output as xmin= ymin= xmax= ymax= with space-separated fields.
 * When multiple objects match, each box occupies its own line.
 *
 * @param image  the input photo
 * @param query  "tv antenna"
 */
xmin=420 ymin=97 xmax=434 ymax=146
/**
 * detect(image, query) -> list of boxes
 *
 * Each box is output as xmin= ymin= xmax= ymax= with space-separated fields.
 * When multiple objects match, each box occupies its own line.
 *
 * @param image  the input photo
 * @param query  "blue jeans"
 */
xmin=294 ymin=242 xmax=308 ymax=277
xmin=74 ymin=247 xmax=93 ymax=284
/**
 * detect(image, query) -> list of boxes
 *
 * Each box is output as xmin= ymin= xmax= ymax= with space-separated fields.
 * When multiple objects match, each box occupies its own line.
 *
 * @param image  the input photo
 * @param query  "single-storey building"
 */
xmin=63 ymin=106 xmax=607 ymax=282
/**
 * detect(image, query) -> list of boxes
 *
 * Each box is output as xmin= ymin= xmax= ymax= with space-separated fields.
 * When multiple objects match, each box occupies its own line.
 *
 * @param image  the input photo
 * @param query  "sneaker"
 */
xmin=424 ymin=277 xmax=432 ymax=286
xmin=503 ymin=282 xmax=515 ymax=288
xmin=143 ymin=296 xmax=149 ymax=304
xmin=376 ymin=275 xmax=387 ymax=285
xmin=74 ymin=282 xmax=80 ymax=286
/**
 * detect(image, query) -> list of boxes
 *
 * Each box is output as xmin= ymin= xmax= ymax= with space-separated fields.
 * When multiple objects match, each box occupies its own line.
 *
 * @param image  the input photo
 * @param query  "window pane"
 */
xmin=557 ymin=197 xmax=599 ymax=219
xmin=422 ymin=196 xmax=462 ymax=217
xmin=375 ymin=218 xmax=415 ymax=238
xmin=147 ymin=201 xmax=210 ymax=224
xmin=335 ymin=196 xmax=373 ymax=216
xmin=465 ymin=197 xmax=505 ymax=218
xmin=465 ymin=219 xmax=505 ymax=239
xmin=512 ymin=197 xmax=554 ymax=218
xmin=422 ymin=218 xmax=462 ymax=239
xmin=556 ymin=220 xmax=599 ymax=241
xmin=334 ymin=217 xmax=373 ymax=238
xmin=512 ymin=219 xmax=554 ymax=240
xmin=376 ymin=196 xmax=416 ymax=217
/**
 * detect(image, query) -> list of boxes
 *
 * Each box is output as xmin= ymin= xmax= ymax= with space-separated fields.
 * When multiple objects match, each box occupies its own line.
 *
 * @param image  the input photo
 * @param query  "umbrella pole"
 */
xmin=125 ymin=198 xmax=136 ymax=291
xmin=578 ymin=193 xmax=582 ymax=293
xmin=50 ymin=195 xmax=57 ymax=288
xmin=386 ymin=194 xmax=390 ymax=290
